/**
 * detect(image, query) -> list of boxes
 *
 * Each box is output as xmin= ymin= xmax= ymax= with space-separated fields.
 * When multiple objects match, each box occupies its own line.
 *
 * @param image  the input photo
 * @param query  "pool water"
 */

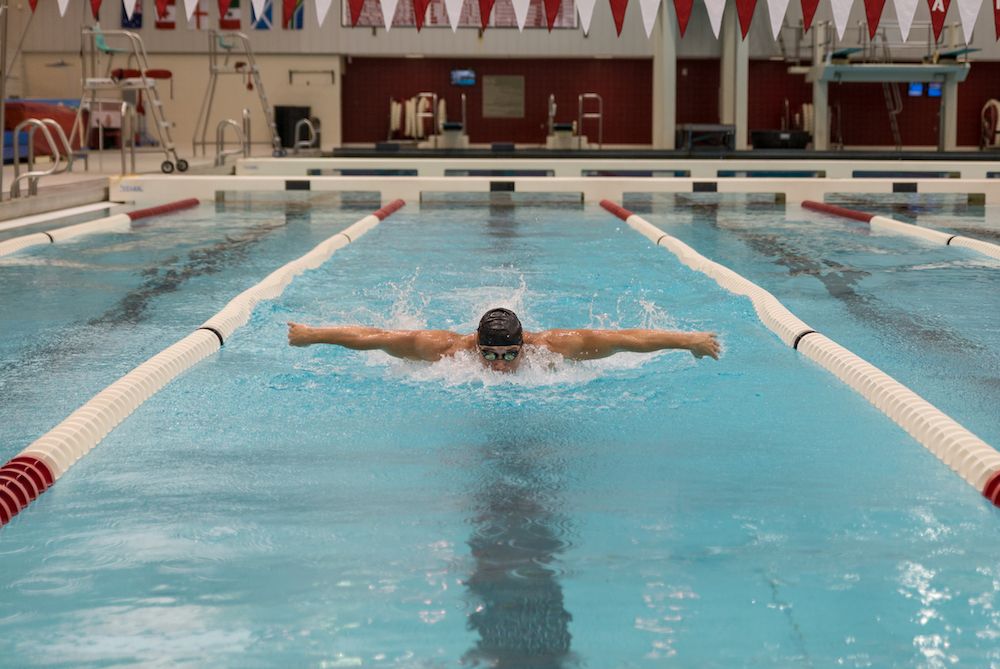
xmin=1 ymin=197 xmax=999 ymax=667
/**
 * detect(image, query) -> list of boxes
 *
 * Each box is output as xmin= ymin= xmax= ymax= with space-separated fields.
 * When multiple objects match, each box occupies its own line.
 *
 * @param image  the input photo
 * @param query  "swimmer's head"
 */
xmin=477 ymin=308 xmax=523 ymax=347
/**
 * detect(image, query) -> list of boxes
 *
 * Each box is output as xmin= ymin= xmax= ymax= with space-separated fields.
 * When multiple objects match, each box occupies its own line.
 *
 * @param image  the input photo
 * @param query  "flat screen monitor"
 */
xmin=451 ymin=69 xmax=475 ymax=86
xmin=907 ymin=82 xmax=923 ymax=97
xmin=927 ymin=82 xmax=942 ymax=97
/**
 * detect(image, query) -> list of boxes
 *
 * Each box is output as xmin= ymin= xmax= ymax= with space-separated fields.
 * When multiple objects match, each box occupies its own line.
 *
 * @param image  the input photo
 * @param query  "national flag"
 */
xmin=122 ymin=0 xmax=143 ymax=27
xmin=156 ymin=0 xmax=177 ymax=26
xmin=220 ymin=0 xmax=241 ymax=28
xmin=188 ymin=0 xmax=210 ymax=28
xmin=282 ymin=0 xmax=303 ymax=28
xmin=252 ymin=0 xmax=272 ymax=29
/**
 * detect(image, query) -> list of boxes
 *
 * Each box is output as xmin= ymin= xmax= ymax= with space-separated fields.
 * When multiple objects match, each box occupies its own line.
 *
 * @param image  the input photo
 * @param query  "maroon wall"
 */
xmin=342 ymin=57 xmax=652 ymax=145
xmin=677 ymin=59 xmax=721 ymax=124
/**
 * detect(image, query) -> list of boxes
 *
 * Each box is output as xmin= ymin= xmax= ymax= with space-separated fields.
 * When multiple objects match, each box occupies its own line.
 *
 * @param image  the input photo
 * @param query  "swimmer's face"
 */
xmin=478 ymin=345 xmax=522 ymax=373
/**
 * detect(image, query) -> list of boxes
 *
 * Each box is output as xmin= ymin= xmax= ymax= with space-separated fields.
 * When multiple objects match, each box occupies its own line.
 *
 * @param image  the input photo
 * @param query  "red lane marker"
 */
xmin=982 ymin=470 xmax=1000 ymax=507
xmin=12 ymin=456 xmax=54 ymax=487
xmin=802 ymin=200 xmax=875 ymax=223
xmin=0 ymin=456 xmax=55 ymax=528
xmin=599 ymin=199 xmax=634 ymax=221
xmin=127 ymin=198 xmax=200 ymax=222
xmin=373 ymin=199 xmax=406 ymax=220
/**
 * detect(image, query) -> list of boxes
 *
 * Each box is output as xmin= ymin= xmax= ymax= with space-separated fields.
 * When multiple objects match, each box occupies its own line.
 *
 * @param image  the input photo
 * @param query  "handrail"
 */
xmin=547 ymin=93 xmax=556 ymax=136
xmin=215 ymin=118 xmax=246 ymax=166
xmin=120 ymin=101 xmax=137 ymax=174
xmin=577 ymin=92 xmax=603 ymax=149
xmin=293 ymin=118 xmax=316 ymax=151
xmin=10 ymin=119 xmax=61 ymax=198
xmin=38 ymin=119 xmax=73 ymax=175
xmin=242 ymin=108 xmax=252 ymax=157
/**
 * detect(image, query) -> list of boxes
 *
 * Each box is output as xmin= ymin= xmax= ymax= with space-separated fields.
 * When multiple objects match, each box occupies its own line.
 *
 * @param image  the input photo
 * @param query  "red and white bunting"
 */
xmin=766 ymin=0 xmax=790 ymax=38
xmin=479 ymin=0 xmax=495 ymax=27
xmin=444 ymin=0 xmax=463 ymax=29
xmin=673 ymin=0 xmax=693 ymax=34
xmin=314 ymin=0 xmax=332 ymax=25
xmin=609 ymin=0 xmax=628 ymax=33
xmin=184 ymin=0 xmax=199 ymax=19
xmin=512 ymin=0 xmax=531 ymax=30
xmin=735 ymin=0 xmax=757 ymax=37
xmin=830 ymin=0 xmax=853 ymax=39
xmin=576 ymin=0 xmax=597 ymax=33
xmin=892 ymin=0 xmax=919 ymax=39
xmin=28 ymin=0 xmax=38 ymax=11
xmin=347 ymin=0 xmax=364 ymax=25
xmin=995 ymin=0 xmax=1000 ymax=40
xmin=91 ymin=0 xmax=103 ymax=18
xmin=250 ymin=0 xmax=266 ymax=21
xmin=638 ymin=0 xmax=659 ymax=36
xmin=927 ymin=0 xmax=951 ymax=40
xmin=704 ymin=0 xmax=725 ymax=37
xmin=413 ymin=0 xmax=431 ymax=29
xmin=863 ymin=0 xmax=885 ymax=37
xmin=381 ymin=0 xmax=399 ymax=28
xmin=124 ymin=0 xmax=139 ymax=18
xmin=801 ymin=0 xmax=819 ymax=30
xmin=956 ymin=0 xmax=979 ymax=41
xmin=544 ymin=0 xmax=562 ymax=30
xmin=57 ymin=0 xmax=71 ymax=15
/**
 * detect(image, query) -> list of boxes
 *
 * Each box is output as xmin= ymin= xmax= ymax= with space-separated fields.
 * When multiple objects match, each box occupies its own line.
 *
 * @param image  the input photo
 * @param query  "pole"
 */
xmin=1 ymin=0 xmax=9 ymax=201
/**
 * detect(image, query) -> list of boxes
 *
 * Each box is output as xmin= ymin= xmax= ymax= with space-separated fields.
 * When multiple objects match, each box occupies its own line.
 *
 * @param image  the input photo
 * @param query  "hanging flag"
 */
xmin=124 ymin=0 xmax=138 ymax=18
xmin=672 ymin=0 xmax=692 ymax=35
xmin=704 ymin=0 xmax=725 ymax=37
xmin=184 ymin=0 xmax=197 ymax=18
xmin=58 ymin=0 xmax=71 ymax=15
xmin=219 ymin=0 xmax=231 ymax=19
xmin=609 ymin=0 xmax=627 ymax=34
xmin=766 ymin=0 xmax=789 ymax=38
xmin=800 ymin=0 xmax=818 ymax=30
xmin=444 ymin=0 xmax=463 ymax=29
xmin=381 ymin=0 xmax=399 ymax=28
xmin=283 ymin=0 xmax=304 ymax=27
xmin=892 ymin=0 xmax=918 ymax=39
xmin=543 ymin=0 xmax=561 ymax=30
xmin=927 ymin=0 xmax=950 ymax=40
xmin=830 ymin=0 xmax=852 ymax=39
xmin=315 ymin=0 xmax=332 ymax=24
xmin=252 ymin=0 xmax=272 ymax=27
xmin=413 ymin=0 xmax=431 ymax=29
xmin=122 ymin=0 xmax=143 ymax=26
xmin=638 ymin=0 xmax=658 ymax=36
xmin=91 ymin=0 xmax=103 ymax=18
xmin=29 ymin=0 xmax=38 ymax=11
xmin=735 ymin=0 xmax=756 ymax=37
xmin=220 ymin=0 xmax=242 ymax=27
xmin=188 ymin=0 xmax=210 ymax=26
xmin=251 ymin=0 xmax=267 ymax=22
xmin=862 ymin=0 xmax=885 ymax=37
xmin=995 ymin=0 xmax=1000 ymax=40
xmin=576 ymin=0 xmax=596 ymax=32
xmin=511 ymin=0 xmax=530 ymax=30
xmin=955 ymin=0 xmax=977 ymax=42
xmin=156 ymin=0 xmax=177 ymax=25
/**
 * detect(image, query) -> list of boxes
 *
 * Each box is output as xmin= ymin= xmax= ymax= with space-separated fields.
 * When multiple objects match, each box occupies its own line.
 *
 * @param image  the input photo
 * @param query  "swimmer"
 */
xmin=287 ymin=308 xmax=720 ymax=372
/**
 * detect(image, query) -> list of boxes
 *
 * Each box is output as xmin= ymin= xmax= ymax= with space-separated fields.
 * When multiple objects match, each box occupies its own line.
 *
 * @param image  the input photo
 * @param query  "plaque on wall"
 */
xmin=482 ymin=76 xmax=525 ymax=119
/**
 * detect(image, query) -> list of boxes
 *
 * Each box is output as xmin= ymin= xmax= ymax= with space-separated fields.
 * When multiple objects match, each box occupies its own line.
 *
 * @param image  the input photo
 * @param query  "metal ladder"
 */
xmin=193 ymin=31 xmax=283 ymax=157
xmin=9 ymin=118 xmax=73 ymax=197
xmin=72 ymin=27 xmax=186 ymax=173
xmin=415 ymin=92 xmax=439 ymax=147
xmin=873 ymin=31 xmax=903 ymax=151
xmin=577 ymin=93 xmax=603 ymax=149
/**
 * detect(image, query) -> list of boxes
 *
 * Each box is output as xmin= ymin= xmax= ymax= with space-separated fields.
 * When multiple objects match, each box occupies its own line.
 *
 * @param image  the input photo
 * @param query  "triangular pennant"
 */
xmin=927 ymin=0 xmax=950 ymax=41
xmin=91 ymin=0 xmax=103 ymax=18
xmin=478 ymin=0 xmax=494 ymax=28
xmin=511 ymin=0 xmax=530 ymax=30
xmin=609 ymin=0 xmax=628 ymax=34
xmin=444 ymin=0 xmax=463 ymax=29
xmin=381 ymin=0 xmax=399 ymax=28
xmin=282 ymin=0 xmax=295 ymax=26
xmin=672 ymin=0 xmax=692 ymax=34
xmin=315 ymin=0 xmax=332 ymax=24
xmin=576 ymin=0 xmax=597 ymax=32
xmin=892 ymin=0 xmax=918 ymax=39
xmin=995 ymin=0 xmax=1000 ymax=40
xmin=250 ymin=0 xmax=266 ymax=22
xmin=159 ymin=0 xmax=172 ymax=16
xmin=704 ymin=0 xmax=725 ymax=37
xmin=955 ymin=0 xmax=977 ymax=42
xmin=124 ymin=0 xmax=139 ymax=18
xmin=800 ymin=0 xmax=818 ymax=30
xmin=57 ymin=0 xmax=71 ymax=14
xmin=218 ymin=0 xmax=231 ymax=17
xmin=29 ymin=0 xmax=39 ymax=11
xmin=346 ymin=0 xmax=364 ymax=23
xmin=830 ymin=0 xmax=852 ymax=39
xmin=735 ymin=0 xmax=756 ymax=37
xmin=543 ymin=0 xmax=561 ymax=30
xmin=185 ymin=0 xmax=199 ymax=18
xmin=413 ymin=0 xmax=431 ymax=29
xmin=766 ymin=0 xmax=789 ymax=38
xmin=638 ymin=0 xmax=659 ymax=37
xmin=862 ymin=0 xmax=885 ymax=37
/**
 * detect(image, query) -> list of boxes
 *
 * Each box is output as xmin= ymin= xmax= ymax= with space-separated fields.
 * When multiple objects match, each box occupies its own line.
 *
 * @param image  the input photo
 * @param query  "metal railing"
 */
xmin=577 ymin=93 xmax=603 ymax=149
xmin=215 ymin=118 xmax=247 ymax=166
xmin=293 ymin=118 xmax=317 ymax=153
xmin=10 ymin=119 xmax=61 ymax=198
xmin=120 ymin=101 xmax=137 ymax=174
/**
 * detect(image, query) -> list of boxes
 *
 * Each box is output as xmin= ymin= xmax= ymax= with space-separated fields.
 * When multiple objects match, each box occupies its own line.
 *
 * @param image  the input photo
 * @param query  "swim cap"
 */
xmin=477 ymin=308 xmax=523 ymax=346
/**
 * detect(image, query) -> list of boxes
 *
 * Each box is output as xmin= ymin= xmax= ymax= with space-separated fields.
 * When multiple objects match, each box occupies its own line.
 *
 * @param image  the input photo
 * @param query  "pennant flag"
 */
xmin=188 ymin=0 xmax=210 ymax=26
xmin=124 ymin=0 xmax=138 ymax=18
xmin=478 ymin=0 xmax=494 ymax=27
xmin=184 ymin=0 xmax=198 ymax=18
xmin=863 ymin=0 xmax=885 ymax=37
xmin=251 ymin=0 xmax=272 ymax=28
xmin=218 ymin=0 xmax=231 ymax=19
xmin=58 ymin=0 xmax=71 ymax=15
xmin=995 ymin=0 xmax=1000 ymax=40
xmin=927 ymin=0 xmax=950 ymax=40
xmin=251 ymin=0 xmax=267 ymax=23
xmin=609 ymin=0 xmax=627 ymax=34
xmin=735 ymin=0 xmax=756 ymax=37
xmin=346 ymin=0 xmax=364 ymax=24
xmin=220 ymin=0 xmax=242 ymax=27
xmin=672 ymin=0 xmax=692 ymax=35
xmin=381 ymin=0 xmax=399 ymax=28
xmin=91 ymin=0 xmax=103 ymax=18
xmin=704 ymin=0 xmax=725 ymax=36
xmin=413 ymin=0 xmax=431 ymax=29
xmin=576 ymin=0 xmax=596 ymax=32
xmin=512 ymin=0 xmax=530 ymax=30
xmin=315 ymin=0 xmax=332 ymax=25
xmin=830 ymin=0 xmax=852 ymax=38
xmin=892 ymin=0 xmax=918 ymax=39
xmin=122 ymin=0 xmax=143 ymax=26
xmin=29 ymin=0 xmax=38 ymax=11
xmin=444 ymin=0 xmax=463 ymax=29
xmin=156 ymin=0 xmax=177 ymax=26
xmin=955 ymin=0 xmax=978 ymax=42
xmin=638 ymin=0 xmax=658 ymax=36
xmin=766 ymin=0 xmax=789 ymax=38
xmin=800 ymin=0 xmax=818 ymax=30
xmin=282 ymin=0 xmax=303 ymax=27
xmin=544 ymin=0 xmax=562 ymax=29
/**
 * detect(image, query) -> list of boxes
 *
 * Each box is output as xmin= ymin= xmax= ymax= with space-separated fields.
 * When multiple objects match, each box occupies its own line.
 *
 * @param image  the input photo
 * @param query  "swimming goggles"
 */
xmin=480 ymin=347 xmax=520 ymax=362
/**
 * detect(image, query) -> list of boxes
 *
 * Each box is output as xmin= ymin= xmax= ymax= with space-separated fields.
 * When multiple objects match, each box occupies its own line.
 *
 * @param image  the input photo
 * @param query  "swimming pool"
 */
xmin=2 ymin=196 xmax=999 ymax=667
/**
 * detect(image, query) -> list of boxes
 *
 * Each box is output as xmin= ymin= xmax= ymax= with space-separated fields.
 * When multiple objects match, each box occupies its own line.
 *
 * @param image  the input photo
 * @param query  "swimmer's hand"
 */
xmin=689 ymin=332 xmax=721 ymax=360
xmin=287 ymin=322 xmax=314 ymax=347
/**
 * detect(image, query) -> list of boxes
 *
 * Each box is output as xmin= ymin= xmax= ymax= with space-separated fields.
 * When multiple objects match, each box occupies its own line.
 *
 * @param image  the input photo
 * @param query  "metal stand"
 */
xmin=578 ymin=93 xmax=603 ymax=149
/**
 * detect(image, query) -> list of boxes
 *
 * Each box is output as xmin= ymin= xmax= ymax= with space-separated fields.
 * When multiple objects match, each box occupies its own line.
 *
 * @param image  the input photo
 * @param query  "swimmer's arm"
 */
xmin=287 ymin=322 xmax=463 ymax=361
xmin=534 ymin=329 xmax=720 ymax=361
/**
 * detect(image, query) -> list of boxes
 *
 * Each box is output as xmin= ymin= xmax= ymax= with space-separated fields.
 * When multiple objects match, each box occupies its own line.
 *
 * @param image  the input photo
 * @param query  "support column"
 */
xmin=812 ymin=78 xmax=828 ymax=150
xmin=719 ymin=6 xmax=749 ymax=149
xmin=652 ymin=4 xmax=677 ymax=149
xmin=939 ymin=79 xmax=958 ymax=151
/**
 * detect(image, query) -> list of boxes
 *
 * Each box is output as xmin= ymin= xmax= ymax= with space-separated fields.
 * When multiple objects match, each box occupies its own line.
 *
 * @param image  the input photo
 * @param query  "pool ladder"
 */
xmin=577 ymin=92 xmax=603 ymax=149
xmin=215 ymin=109 xmax=251 ymax=167
xmin=9 ymin=118 xmax=74 ymax=198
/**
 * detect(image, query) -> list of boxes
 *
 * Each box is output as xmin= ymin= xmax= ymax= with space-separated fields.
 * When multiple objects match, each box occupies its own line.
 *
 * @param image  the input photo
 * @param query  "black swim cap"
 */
xmin=477 ymin=308 xmax=523 ymax=346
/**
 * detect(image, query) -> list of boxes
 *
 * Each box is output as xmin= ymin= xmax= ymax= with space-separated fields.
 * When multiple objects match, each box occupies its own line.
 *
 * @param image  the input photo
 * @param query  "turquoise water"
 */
xmin=1 ymin=197 xmax=999 ymax=667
